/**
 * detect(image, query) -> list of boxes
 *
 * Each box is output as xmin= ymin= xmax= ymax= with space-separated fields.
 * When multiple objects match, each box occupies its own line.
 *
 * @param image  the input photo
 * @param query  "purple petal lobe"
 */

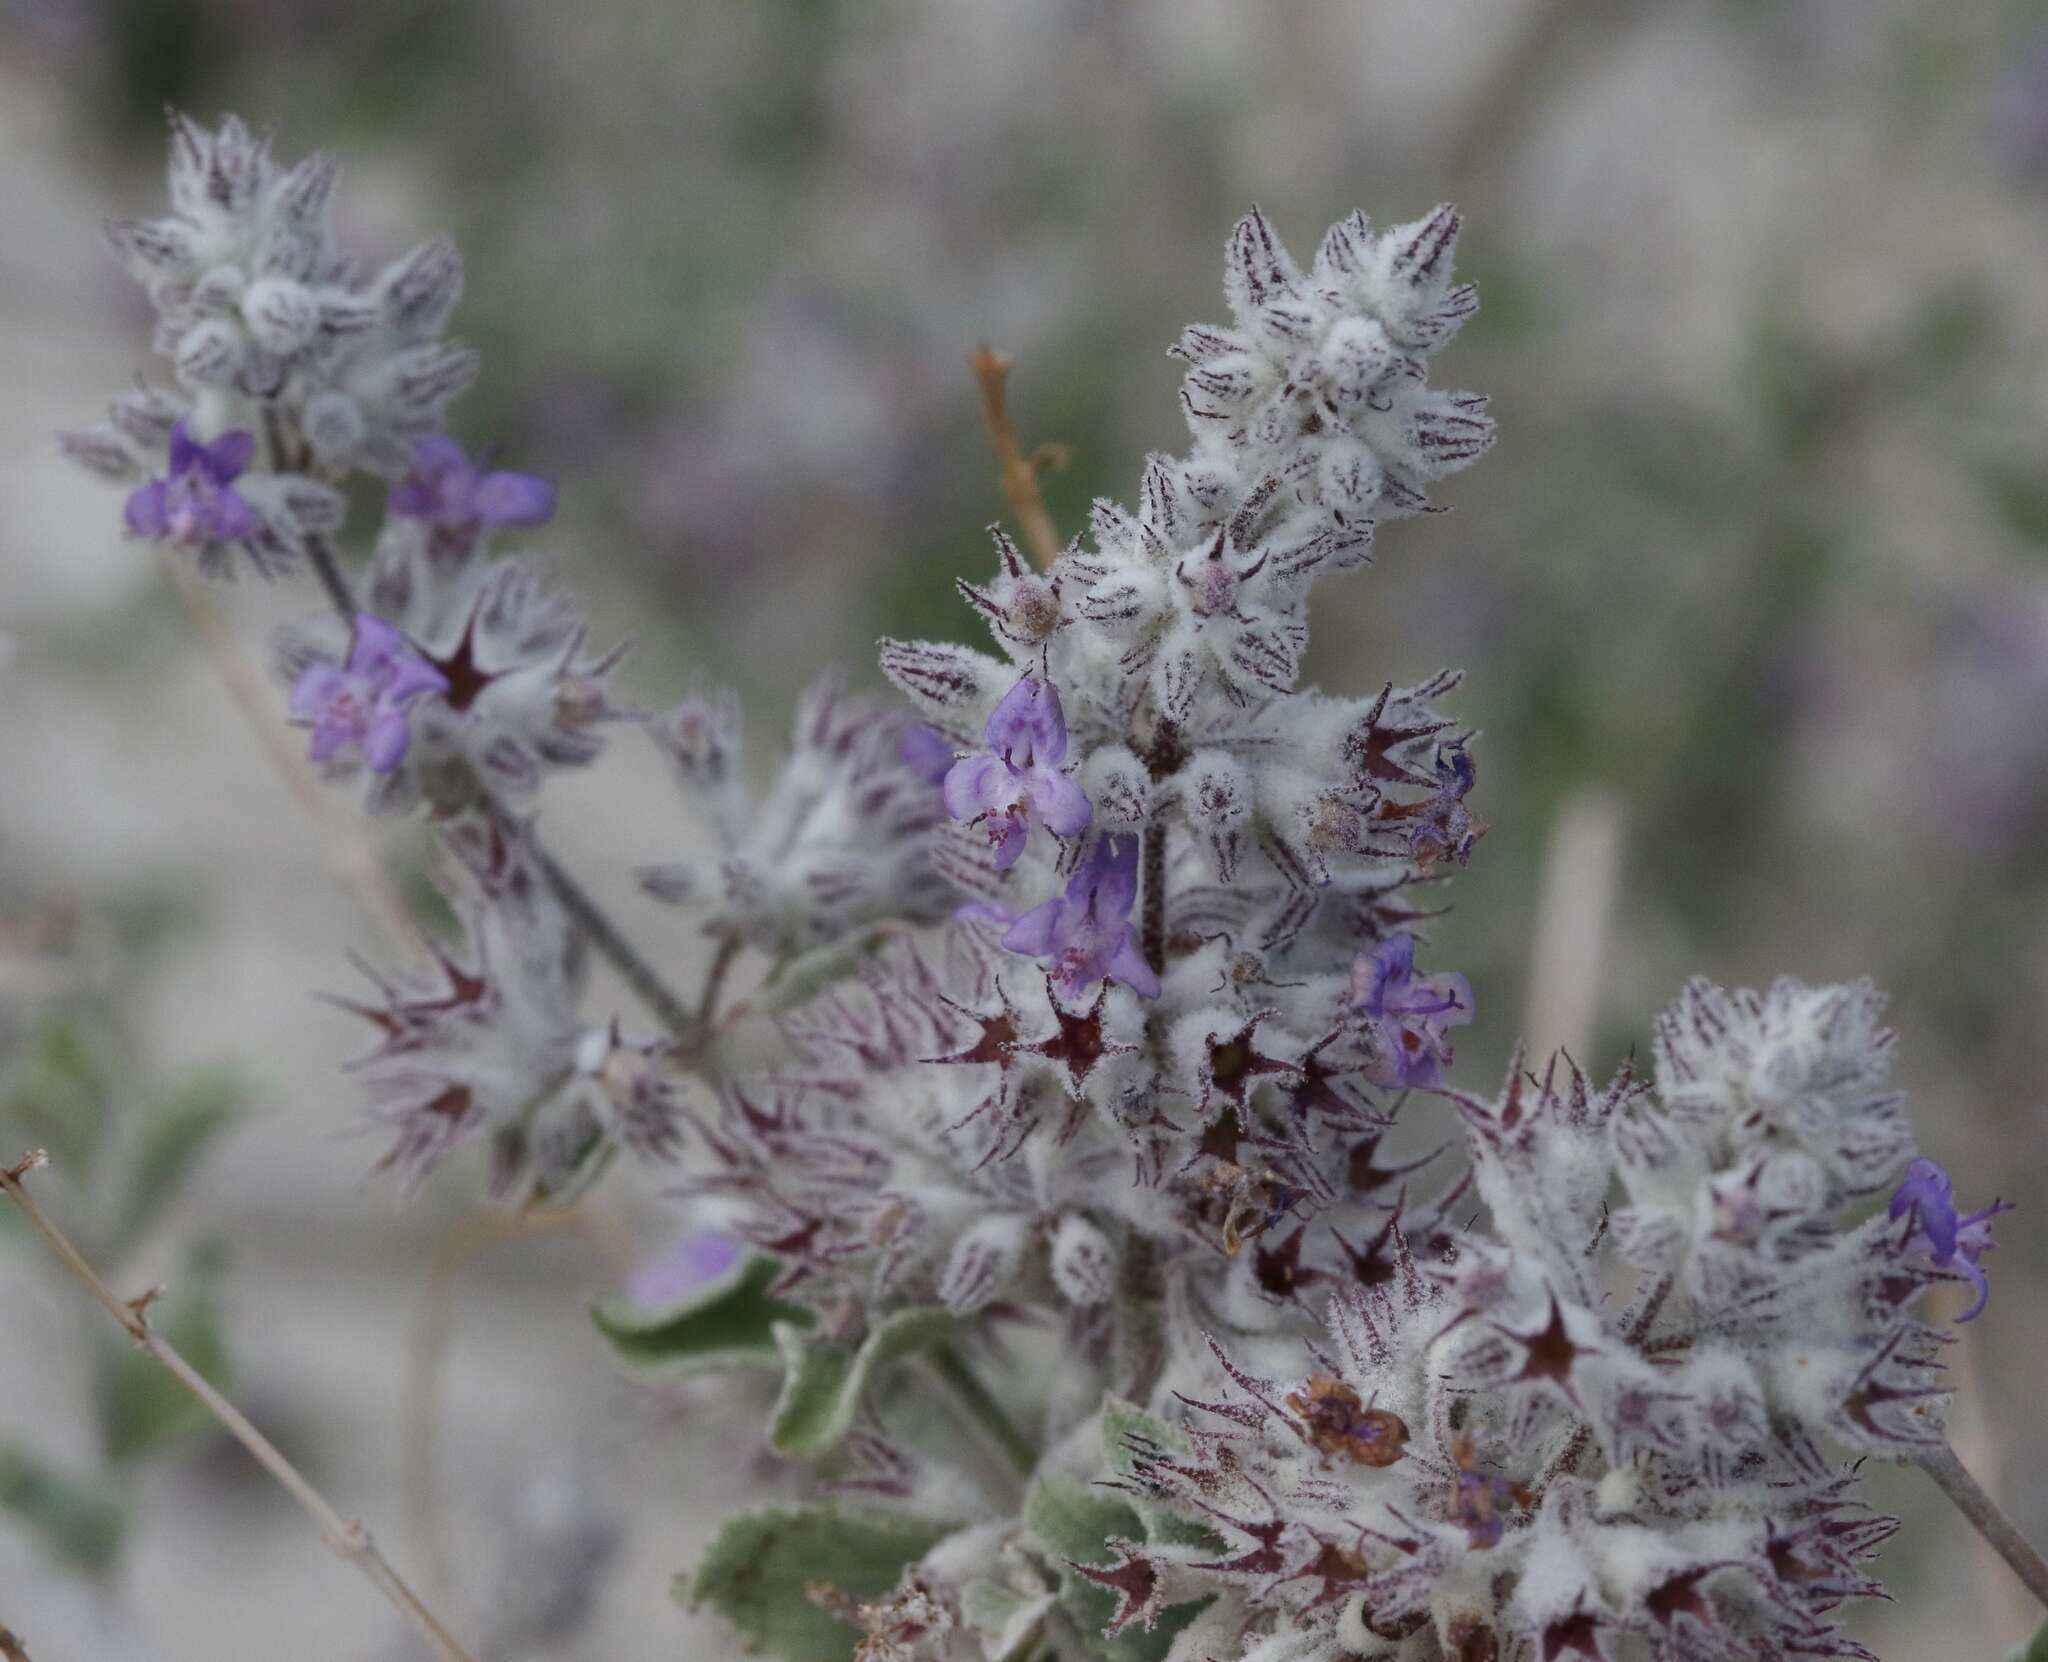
xmin=123 ymin=480 xmax=168 ymax=537
xmin=472 ymin=470 xmax=556 ymax=527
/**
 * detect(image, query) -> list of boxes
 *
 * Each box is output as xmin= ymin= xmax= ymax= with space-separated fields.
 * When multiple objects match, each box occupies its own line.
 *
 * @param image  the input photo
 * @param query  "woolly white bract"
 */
xmin=61 ymin=116 xmax=2006 ymax=1662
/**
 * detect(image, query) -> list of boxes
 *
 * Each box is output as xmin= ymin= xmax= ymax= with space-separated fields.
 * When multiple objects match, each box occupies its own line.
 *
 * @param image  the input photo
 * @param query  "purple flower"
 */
xmin=290 ymin=613 xmax=449 ymax=773
xmin=999 ymin=833 xmax=1159 ymax=999
xmin=123 ymin=421 xmax=260 ymax=546
xmin=1409 ymin=744 xmax=1478 ymax=868
xmin=942 ymin=676 xmax=1092 ymax=869
xmin=1451 ymin=1464 xmax=1518 ymax=1550
xmin=625 ymin=1231 xmax=741 ymax=1306
xmin=1890 ymin=1156 xmax=2013 ymax=1322
xmin=389 ymin=435 xmax=556 ymax=529
xmin=899 ymin=722 xmax=955 ymax=788
xmin=1350 ymin=933 xmax=1472 ymax=1090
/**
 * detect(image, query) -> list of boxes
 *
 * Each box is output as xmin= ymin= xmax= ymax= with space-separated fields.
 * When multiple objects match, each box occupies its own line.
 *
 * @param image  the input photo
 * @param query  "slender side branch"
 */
xmin=303 ymin=529 xmax=361 ymax=620
xmin=537 ymin=848 xmax=696 ymax=1041
xmin=1917 ymin=1440 xmax=2048 ymax=1612
xmin=0 ymin=1151 xmax=480 ymax=1662
xmin=695 ymin=930 xmax=744 ymax=1027
xmin=969 ymin=344 xmax=1066 ymax=571
xmin=296 ymin=533 xmax=699 ymax=1041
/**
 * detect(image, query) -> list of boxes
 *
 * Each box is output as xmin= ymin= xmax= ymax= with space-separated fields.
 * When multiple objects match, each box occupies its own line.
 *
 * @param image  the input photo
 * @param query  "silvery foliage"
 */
xmin=60 ymin=118 xmax=2002 ymax=1662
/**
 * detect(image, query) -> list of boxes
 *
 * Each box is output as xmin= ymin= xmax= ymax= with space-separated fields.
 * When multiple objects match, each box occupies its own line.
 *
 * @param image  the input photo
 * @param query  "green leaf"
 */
xmin=0 ymin=1443 xmax=127 ymax=1573
xmin=108 ymin=1063 xmax=246 ymax=1261
xmin=96 ymin=1242 xmax=232 ymax=1465
xmin=1099 ymin=1397 xmax=1221 ymax=1553
xmin=768 ymin=1305 xmax=956 ymax=1459
xmin=1022 ymin=1473 xmax=1208 ymax=1662
xmin=590 ymin=1254 xmax=813 ymax=1381
xmin=679 ymin=1502 xmax=955 ymax=1660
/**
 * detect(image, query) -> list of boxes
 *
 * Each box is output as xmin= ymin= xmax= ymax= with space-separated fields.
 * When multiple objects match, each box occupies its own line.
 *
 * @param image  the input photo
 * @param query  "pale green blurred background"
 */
xmin=2 ymin=1 xmax=2047 ymax=1656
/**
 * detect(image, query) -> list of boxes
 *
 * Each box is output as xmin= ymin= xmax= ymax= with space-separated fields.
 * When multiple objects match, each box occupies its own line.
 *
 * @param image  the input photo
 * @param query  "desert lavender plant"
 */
xmin=26 ymin=112 xmax=2039 ymax=1662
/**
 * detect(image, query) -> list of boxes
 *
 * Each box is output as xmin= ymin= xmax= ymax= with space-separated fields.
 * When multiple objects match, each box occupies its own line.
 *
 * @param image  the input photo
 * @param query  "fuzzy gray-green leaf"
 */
xmin=768 ymin=1305 xmax=956 ymax=1458
xmin=679 ymin=1502 xmax=954 ymax=1660
xmin=590 ymin=1254 xmax=812 ymax=1380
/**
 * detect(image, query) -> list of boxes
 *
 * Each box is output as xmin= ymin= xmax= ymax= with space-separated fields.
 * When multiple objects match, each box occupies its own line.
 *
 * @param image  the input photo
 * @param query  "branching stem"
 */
xmin=969 ymin=344 xmax=1066 ymax=571
xmin=295 ymin=534 xmax=699 ymax=1041
xmin=0 ymin=1151 xmax=479 ymax=1662
xmin=1918 ymin=1440 xmax=2048 ymax=1612
xmin=535 ymin=846 xmax=696 ymax=1041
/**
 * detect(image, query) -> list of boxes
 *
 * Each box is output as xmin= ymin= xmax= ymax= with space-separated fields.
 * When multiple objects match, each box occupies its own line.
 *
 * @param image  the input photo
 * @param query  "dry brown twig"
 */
xmin=0 ymin=1150 xmax=480 ymax=1662
xmin=969 ymin=344 xmax=1069 ymax=572
xmin=401 ymin=1199 xmax=636 ymax=1603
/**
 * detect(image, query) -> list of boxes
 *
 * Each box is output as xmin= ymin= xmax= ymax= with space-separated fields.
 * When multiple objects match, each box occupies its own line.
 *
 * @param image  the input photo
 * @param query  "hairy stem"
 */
xmin=1918 ymin=1440 xmax=2048 ymax=1611
xmin=303 ymin=529 xmax=360 ymax=621
xmin=925 ymin=1340 xmax=1038 ymax=1479
xmin=0 ymin=1152 xmax=478 ymax=1662
xmin=969 ymin=344 xmax=1066 ymax=571
xmin=536 ymin=846 xmax=696 ymax=1041
xmin=1140 ymin=819 xmax=1167 ymax=978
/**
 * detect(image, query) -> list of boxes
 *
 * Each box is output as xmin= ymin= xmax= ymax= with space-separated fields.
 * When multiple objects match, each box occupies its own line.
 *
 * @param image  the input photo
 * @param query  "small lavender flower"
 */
xmin=1000 ymin=833 xmax=1158 ymax=999
xmin=942 ymin=675 xmax=1091 ymax=869
xmin=1407 ymin=743 xmax=1478 ymax=867
xmin=626 ymin=1231 xmax=741 ymax=1306
xmin=389 ymin=434 xmax=556 ymax=529
xmin=289 ymin=613 xmax=448 ymax=772
xmin=1350 ymin=931 xmax=1472 ymax=1088
xmin=1891 ymin=1156 xmax=2014 ymax=1321
xmin=123 ymin=421 xmax=259 ymax=546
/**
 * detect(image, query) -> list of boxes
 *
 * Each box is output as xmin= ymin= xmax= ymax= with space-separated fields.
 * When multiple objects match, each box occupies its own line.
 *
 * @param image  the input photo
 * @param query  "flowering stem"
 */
xmin=1140 ymin=820 xmax=1168 ymax=977
xmin=925 ymin=1340 xmax=1038 ymax=1479
xmin=968 ymin=344 xmax=1065 ymax=571
xmin=297 ymin=531 xmax=699 ymax=1041
xmin=0 ymin=1151 xmax=480 ymax=1662
xmin=1917 ymin=1441 xmax=2048 ymax=1611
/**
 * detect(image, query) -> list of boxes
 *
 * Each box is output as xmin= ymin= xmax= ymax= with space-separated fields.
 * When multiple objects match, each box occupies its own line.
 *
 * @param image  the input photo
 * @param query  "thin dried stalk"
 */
xmin=969 ymin=344 xmax=1067 ymax=571
xmin=0 ymin=1151 xmax=479 ymax=1662
xmin=401 ymin=1200 xmax=635 ymax=1603
xmin=159 ymin=553 xmax=425 ymax=963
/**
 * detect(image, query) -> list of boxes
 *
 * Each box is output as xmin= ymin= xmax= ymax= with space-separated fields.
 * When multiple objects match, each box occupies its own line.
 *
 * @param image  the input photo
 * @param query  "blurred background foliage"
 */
xmin=5 ymin=0 xmax=2048 ymax=1655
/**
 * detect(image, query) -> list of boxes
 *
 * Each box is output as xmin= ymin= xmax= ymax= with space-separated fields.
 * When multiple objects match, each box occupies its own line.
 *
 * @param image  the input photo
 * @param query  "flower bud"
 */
xmin=1049 ymin=1213 xmax=1118 ymax=1306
